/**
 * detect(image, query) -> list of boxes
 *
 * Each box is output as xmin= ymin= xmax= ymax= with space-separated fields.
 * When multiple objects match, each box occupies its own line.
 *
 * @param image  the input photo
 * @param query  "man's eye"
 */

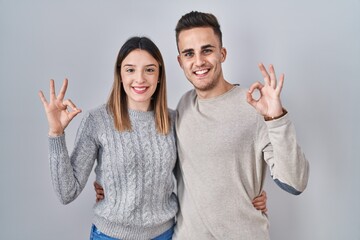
xmin=203 ymin=49 xmax=212 ymax=54
xmin=184 ymin=52 xmax=194 ymax=57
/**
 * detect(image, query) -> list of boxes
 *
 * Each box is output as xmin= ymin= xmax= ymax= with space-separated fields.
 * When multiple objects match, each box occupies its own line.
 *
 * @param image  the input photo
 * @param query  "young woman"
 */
xmin=39 ymin=36 xmax=267 ymax=240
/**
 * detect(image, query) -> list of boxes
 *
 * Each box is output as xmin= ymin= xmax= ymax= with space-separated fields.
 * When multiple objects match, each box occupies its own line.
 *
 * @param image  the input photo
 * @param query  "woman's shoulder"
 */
xmin=81 ymin=104 xmax=110 ymax=123
xmin=87 ymin=104 xmax=108 ymax=115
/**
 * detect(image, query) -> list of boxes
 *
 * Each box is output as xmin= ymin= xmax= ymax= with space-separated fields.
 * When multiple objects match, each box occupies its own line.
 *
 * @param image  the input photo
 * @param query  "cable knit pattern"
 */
xmin=48 ymin=104 xmax=178 ymax=240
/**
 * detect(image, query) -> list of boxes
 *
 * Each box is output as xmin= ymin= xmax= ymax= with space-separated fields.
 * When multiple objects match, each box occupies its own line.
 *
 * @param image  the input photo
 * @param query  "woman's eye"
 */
xmin=126 ymin=68 xmax=134 ymax=73
xmin=146 ymin=68 xmax=155 ymax=73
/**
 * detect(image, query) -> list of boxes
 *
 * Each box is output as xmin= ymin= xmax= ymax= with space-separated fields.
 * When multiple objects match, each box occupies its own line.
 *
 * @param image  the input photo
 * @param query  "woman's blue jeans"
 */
xmin=90 ymin=224 xmax=174 ymax=240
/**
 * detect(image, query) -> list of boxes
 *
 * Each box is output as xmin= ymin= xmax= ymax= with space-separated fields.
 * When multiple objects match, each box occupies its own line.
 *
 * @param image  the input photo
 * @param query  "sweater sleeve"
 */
xmin=48 ymin=112 xmax=98 ymax=204
xmin=260 ymin=113 xmax=309 ymax=195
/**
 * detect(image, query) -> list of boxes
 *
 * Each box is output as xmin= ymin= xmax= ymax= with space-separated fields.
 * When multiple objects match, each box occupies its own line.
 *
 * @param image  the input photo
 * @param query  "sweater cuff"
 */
xmin=264 ymin=112 xmax=290 ymax=129
xmin=264 ymin=108 xmax=288 ymax=121
xmin=48 ymin=134 xmax=67 ymax=154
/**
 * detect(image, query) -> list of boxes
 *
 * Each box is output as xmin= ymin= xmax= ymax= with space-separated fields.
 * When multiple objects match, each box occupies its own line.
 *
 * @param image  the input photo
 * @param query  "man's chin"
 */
xmin=193 ymin=83 xmax=215 ymax=92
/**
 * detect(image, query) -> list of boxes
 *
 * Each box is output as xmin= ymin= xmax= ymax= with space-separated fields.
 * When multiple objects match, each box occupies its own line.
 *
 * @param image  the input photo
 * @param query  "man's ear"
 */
xmin=220 ymin=47 xmax=227 ymax=63
xmin=177 ymin=55 xmax=183 ymax=68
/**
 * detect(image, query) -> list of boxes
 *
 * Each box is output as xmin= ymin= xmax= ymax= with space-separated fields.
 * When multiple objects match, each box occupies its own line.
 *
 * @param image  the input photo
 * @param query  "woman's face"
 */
xmin=120 ymin=49 xmax=159 ymax=111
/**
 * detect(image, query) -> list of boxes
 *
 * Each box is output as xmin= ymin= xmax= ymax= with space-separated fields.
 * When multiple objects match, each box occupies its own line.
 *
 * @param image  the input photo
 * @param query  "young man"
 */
xmin=172 ymin=11 xmax=309 ymax=239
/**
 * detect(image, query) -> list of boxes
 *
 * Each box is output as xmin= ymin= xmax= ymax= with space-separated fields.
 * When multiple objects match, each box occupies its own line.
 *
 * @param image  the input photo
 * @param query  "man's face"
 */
xmin=177 ymin=27 xmax=226 ymax=95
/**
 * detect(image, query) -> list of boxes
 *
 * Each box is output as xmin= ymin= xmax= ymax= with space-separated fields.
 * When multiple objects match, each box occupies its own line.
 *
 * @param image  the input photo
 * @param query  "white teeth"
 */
xmin=134 ymin=87 xmax=146 ymax=91
xmin=195 ymin=69 xmax=208 ymax=75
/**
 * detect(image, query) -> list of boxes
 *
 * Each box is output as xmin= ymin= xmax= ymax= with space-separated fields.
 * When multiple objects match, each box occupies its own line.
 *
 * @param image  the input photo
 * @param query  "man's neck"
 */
xmin=196 ymin=80 xmax=234 ymax=99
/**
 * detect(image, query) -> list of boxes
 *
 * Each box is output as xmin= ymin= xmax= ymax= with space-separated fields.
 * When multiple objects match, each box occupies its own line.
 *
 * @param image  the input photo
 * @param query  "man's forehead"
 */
xmin=178 ymin=27 xmax=220 ymax=50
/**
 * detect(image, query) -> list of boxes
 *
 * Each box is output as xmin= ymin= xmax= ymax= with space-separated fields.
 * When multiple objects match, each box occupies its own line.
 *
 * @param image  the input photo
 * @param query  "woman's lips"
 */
xmin=132 ymin=86 xmax=148 ymax=94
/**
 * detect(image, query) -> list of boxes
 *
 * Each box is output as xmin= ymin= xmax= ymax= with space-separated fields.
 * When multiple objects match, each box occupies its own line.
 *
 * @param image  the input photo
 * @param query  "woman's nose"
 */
xmin=134 ymin=71 xmax=146 ymax=83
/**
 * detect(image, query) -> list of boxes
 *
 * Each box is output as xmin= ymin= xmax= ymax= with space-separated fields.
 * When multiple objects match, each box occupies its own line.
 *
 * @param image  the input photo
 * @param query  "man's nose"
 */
xmin=195 ymin=54 xmax=205 ymax=67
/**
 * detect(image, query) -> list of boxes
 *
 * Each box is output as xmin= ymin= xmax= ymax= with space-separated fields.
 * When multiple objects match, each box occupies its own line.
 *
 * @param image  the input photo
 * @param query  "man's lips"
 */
xmin=194 ymin=69 xmax=210 ymax=76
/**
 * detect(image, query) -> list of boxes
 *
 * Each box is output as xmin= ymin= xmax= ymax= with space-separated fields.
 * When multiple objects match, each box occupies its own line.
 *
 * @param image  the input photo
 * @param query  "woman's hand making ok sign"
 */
xmin=38 ymin=79 xmax=81 ymax=136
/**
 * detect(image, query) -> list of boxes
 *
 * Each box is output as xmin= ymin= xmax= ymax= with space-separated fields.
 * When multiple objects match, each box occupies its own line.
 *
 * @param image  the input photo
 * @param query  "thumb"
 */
xmin=68 ymin=109 xmax=82 ymax=121
xmin=246 ymin=91 xmax=257 ymax=107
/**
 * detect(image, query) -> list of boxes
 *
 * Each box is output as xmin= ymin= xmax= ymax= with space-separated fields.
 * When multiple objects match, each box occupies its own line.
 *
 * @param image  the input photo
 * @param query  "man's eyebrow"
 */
xmin=181 ymin=44 xmax=216 ymax=54
xmin=181 ymin=48 xmax=194 ymax=54
xmin=201 ymin=44 xmax=215 ymax=49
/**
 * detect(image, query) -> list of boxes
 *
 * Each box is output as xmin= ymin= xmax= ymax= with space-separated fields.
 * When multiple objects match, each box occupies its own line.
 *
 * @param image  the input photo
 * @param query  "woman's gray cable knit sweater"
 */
xmin=48 ymin=104 xmax=178 ymax=240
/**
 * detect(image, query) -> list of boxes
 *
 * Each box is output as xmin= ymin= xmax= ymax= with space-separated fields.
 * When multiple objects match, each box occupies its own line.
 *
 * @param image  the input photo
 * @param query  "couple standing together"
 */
xmin=39 ymin=11 xmax=309 ymax=240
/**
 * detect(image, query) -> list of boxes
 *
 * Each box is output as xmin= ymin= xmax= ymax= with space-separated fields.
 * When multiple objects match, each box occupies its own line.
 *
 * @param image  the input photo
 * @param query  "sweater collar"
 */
xmin=128 ymin=109 xmax=154 ymax=121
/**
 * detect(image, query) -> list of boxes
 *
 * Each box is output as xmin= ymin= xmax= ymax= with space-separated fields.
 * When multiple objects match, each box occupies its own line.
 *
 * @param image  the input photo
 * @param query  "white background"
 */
xmin=1 ymin=0 xmax=359 ymax=239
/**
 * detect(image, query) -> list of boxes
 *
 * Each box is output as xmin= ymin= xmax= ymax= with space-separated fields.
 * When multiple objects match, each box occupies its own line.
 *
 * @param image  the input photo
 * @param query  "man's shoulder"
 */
xmin=180 ymin=89 xmax=196 ymax=100
xmin=230 ymin=84 xmax=247 ymax=96
xmin=167 ymin=108 xmax=176 ymax=121
xmin=176 ymin=89 xmax=196 ymax=109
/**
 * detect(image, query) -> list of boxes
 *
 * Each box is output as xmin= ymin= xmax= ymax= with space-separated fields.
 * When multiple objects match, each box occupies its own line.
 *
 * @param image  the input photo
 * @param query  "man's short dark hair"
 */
xmin=175 ymin=11 xmax=223 ymax=50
